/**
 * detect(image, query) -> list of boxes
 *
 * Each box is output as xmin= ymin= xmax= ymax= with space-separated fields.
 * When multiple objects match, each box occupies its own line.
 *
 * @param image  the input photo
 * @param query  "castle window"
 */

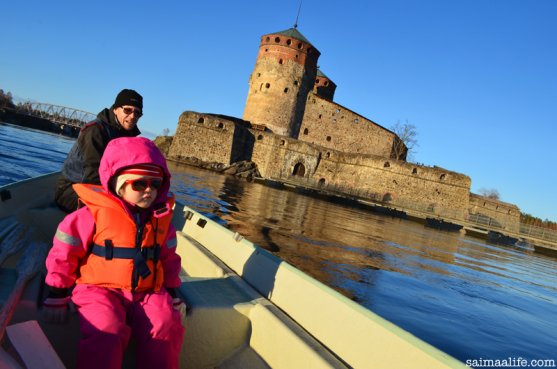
xmin=307 ymin=47 xmax=313 ymax=54
xmin=257 ymin=73 xmax=261 ymax=77
xmin=297 ymin=42 xmax=303 ymax=49
xmin=336 ymin=108 xmax=341 ymax=113
xmin=295 ymin=54 xmax=299 ymax=59
xmin=318 ymin=178 xmax=326 ymax=186
xmin=274 ymin=37 xmax=281 ymax=43
xmin=217 ymin=122 xmax=224 ymax=129
xmin=284 ymin=87 xmax=289 ymax=93
xmin=315 ymin=79 xmax=320 ymax=84
xmin=286 ymin=39 xmax=292 ymax=45
xmin=279 ymin=59 xmax=283 ymax=64
xmin=197 ymin=117 xmax=204 ymax=124
xmin=319 ymin=114 xmax=322 ymax=119
xmin=265 ymin=83 xmax=270 ymax=89
xmin=265 ymin=48 xmax=269 ymax=52
xmin=294 ymin=80 xmax=298 ymax=86
xmin=257 ymin=134 xmax=263 ymax=140
xmin=440 ymin=174 xmax=446 ymax=180
xmin=384 ymin=162 xmax=390 ymax=168
xmin=412 ymin=168 xmax=418 ymax=174
xmin=354 ymin=118 xmax=359 ymax=123
xmin=326 ymin=152 xmax=331 ymax=158
xmin=303 ymin=128 xmax=309 ymax=135
xmin=280 ymin=139 xmax=286 ymax=146
xmin=266 ymin=36 xmax=270 ymax=42
xmin=324 ymin=81 xmax=329 ymax=86
xmin=326 ymin=136 xmax=331 ymax=142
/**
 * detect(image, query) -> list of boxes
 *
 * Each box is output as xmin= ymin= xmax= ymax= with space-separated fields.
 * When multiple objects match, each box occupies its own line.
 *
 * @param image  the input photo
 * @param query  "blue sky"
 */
xmin=2 ymin=0 xmax=556 ymax=221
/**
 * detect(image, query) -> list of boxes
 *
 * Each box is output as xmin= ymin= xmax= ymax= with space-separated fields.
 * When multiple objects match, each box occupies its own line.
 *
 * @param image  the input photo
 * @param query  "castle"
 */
xmin=167 ymin=27 xmax=520 ymax=231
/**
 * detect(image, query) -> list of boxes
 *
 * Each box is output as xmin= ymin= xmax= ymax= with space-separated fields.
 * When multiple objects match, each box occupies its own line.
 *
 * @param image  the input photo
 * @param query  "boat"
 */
xmin=486 ymin=231 xmax=518 ymax=246
xmin=0 ymin=173 xmax=467 ymax=368
xmin=425 ymin=217 xmax=463 ymax=232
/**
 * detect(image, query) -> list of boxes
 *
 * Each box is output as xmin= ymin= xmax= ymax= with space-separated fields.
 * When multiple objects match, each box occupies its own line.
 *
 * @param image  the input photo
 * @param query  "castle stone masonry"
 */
xmin=168 ymin=27 xmax=520 ymax=229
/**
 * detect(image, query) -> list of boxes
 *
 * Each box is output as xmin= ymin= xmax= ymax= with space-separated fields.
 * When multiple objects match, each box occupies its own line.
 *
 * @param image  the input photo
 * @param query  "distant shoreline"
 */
xmin=0 ymin=108 xmax=79 ymax=138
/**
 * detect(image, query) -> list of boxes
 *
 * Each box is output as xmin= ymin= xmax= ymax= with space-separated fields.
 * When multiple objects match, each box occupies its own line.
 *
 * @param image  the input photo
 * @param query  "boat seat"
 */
xmin=177 ymin=231 xmax=348 ymax=369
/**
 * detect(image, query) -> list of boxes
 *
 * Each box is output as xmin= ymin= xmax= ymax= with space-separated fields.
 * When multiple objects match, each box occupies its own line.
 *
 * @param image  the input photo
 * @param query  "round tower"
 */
xmin=243 ymin=28 xmax=320 ymax=138
xmin=313 ymin=69 xmax=336 ymax=100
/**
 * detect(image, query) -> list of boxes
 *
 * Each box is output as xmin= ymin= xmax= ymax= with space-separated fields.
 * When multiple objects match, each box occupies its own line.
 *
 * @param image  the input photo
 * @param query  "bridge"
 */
xmin=15 ymin=102 xmax=96 ymax=129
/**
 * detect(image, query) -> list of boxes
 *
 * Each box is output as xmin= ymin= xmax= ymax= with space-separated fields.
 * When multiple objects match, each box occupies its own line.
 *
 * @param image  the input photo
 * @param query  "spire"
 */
xmin=294 ymin=0 xmax=303 ymax=29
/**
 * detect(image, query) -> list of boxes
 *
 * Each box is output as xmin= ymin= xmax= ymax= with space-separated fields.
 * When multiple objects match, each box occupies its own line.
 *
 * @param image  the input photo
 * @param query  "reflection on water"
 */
xmin=169 ymin=161 xmax=557 ymax=364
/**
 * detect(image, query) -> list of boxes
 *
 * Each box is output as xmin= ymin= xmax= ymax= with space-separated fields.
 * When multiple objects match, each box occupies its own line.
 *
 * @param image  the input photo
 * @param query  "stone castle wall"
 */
xmin=168 ymin=112 xmax=253 ymax=164
xmin=468 ymin=194 xmax=520 ymax=232
xmin=171 ymin=113 xmax=472 ymax=221
xmin=299 ymin=93 xmax=398 ymax=158
xmin=252 ymin=131 xmax=471 ymax=219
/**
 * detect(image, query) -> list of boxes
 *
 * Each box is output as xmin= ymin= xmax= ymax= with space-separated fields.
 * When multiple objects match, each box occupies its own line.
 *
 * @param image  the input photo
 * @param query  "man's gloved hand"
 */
xmin=42 ymin=296 xmax=71 ymax=324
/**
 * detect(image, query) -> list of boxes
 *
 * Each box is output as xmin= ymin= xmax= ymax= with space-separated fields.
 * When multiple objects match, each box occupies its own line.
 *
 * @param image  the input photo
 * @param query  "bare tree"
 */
xmin=478 ymin=188 xmax=500 ymax=200
xmin=390 ymin=120 xmax=418 ymax=161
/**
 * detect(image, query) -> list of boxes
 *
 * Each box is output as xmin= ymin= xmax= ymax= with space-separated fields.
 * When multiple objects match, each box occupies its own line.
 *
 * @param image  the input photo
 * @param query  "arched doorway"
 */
xmin=293 ymin=162 xmax=305 ymax=177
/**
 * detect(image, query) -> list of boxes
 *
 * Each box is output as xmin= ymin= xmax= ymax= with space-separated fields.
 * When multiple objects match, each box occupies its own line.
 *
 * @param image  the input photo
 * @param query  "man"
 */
xmin=54 ymin=89 xmax=143 ymax=212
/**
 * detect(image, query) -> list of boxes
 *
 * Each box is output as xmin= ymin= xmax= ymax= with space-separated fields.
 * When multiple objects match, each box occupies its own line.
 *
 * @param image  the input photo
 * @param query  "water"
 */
xmin=2 ymin=122 xmax=556 ymax=366
xmin=0 ymin=123 xmax=74 ymax=185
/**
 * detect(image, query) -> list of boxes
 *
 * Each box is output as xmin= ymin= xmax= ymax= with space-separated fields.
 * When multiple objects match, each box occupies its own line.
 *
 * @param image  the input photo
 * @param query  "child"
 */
xmin=43 ymin=137 xmax=185 ymax=369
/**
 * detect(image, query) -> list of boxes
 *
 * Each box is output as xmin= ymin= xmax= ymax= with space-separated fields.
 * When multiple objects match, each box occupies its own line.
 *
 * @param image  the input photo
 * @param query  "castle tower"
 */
xmin=243 ymin=28 xmax=320 ymax=138
xmin=313 ymin=69 xmax=336 ymax=100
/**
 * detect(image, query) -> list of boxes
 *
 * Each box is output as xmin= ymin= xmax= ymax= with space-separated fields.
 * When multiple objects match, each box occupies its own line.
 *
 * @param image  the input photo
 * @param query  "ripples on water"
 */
xmin=0 ymin=123 xmax=74 ymax=185
xmin=2 ymin=123 xmax=556 ymax=365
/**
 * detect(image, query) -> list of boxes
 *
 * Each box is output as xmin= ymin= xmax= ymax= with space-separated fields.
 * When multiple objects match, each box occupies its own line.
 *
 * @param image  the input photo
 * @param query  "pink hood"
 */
xmin=99 ymin=137 xmax=171 ymax=204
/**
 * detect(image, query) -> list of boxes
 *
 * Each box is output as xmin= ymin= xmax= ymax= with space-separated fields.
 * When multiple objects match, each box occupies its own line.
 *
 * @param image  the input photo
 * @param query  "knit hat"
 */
xmin=113 ymin=89 xmax=143 ymax=110
xmin=114 ymin=164 xmax=164 ymax=195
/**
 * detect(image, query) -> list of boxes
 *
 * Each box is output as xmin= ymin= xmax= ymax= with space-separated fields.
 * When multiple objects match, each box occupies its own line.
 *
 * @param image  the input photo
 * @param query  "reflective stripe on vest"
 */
xmin=55 ymin=229 xmax=82 ymax=247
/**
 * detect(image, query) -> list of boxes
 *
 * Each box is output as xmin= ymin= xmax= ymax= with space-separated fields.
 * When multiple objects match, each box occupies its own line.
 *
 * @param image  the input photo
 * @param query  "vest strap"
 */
xmin=92 ymin=244 xmax=160 ymax=260
xmin=105 ymin=240 xmax=114 ymax=260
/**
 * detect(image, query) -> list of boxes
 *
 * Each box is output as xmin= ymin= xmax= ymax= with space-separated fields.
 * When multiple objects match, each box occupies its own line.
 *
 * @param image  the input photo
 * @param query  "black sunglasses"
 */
xmin=122 ymin=107 xmax=143 ymax=117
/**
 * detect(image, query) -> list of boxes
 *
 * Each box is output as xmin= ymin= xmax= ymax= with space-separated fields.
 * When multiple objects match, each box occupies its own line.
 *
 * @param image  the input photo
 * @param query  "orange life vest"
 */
xmin=73 ymin=184 xmax=174 ymax=292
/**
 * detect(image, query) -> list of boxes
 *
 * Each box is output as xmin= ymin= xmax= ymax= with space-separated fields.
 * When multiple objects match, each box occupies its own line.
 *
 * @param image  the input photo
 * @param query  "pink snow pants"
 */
xmin=71 ymin=284 xmax=184 ymax=369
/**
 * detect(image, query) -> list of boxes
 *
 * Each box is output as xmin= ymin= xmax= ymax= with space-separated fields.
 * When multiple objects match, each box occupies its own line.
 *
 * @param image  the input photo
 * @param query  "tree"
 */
xmin=0 ymin=89 xmax=15 ymax=109
xmin=478 ymin=188 xmax=500 ymax=200
xmin=390 ymin=120 xmax=418 ymax=161
xmin=161 ymin=128 xmax=170 ymax=136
